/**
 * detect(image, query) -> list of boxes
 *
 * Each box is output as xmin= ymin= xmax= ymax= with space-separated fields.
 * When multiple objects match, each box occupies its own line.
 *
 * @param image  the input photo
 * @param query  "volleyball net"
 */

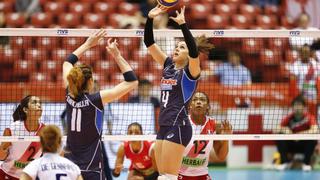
xmin=0 ymin=28 xmax=320 ymax=142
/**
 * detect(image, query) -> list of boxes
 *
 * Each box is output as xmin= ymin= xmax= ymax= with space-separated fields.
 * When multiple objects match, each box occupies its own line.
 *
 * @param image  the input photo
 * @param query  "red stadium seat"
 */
xmin=83 ymin=13 xmax=106 ymax=28
xmin=241 ymin=38 xmax=264 ymax=54
xmin=31 ymin=13 xmax=53 ymax=28
xmin=13 ymin=60 xmax=37 ymax=75
xmin=44 ymin=2 xmax=66 ymax=15
xmin=93 ymin=2 xmax=116 ymax=15
xmin=30 ymin=72 xmax=53 ymax=82
xmin=118 ymin=2 xmax=140 ymax=16
xmin=239 ymin=4 xmax=261 ymax=16
xmin=0 ymin=48 xmax=22 ymax=62
xmin=82 ymin=49 xmax=101 ymax=62
xmin=281 ymin=16 xmax=295 ymax=29
xmin=190 ymin=3 xmax=213 ymax=19
xmin=0 ymin=1 xmax=14 ymax=13
xmin=260 ymin=49 xmax=282 ymax=65
xmin=200 ymin=0 xmax=222 ymax=3
xmin=285 ymin=49 xmax=299 ymax=63
xmin=231 ymin=14 xmax=253 ymax=29
xmin=256 ymin=15 xmax=278 ymax=29
xmin=58 ymin=13 xmax=81 ymax=28
xmin=24 ymin=49 xmax=48 ymax=61
xmin=94 ymin=61 xmax=115 ymax=72
xmin=5 ymin=13 xmax=26 ymax=27
xmin=10 ymin=37 xmax=33 ymax=49
xmin=108 ymin=13 xmax=122 ymax=28
xmin=40 ymin=60 xmax=62 ymax=73
xmin=51 ymin=48 xmax=71 ymax=62
xmin=117 ymin=37 xmax=141 ymax=52
xmin=207 ymin=14 xmax=229 ymax=29
xmin=264 ymin=5 xmax=280 ymax=15
xmin=215 ymin=4 xmax=237 ymax=16
xmin=61 ymin=37 xmax=85 ymax=50
xmin=69 ymin=2 xmax=91 ymax=14
xmin=35 ymin=37 xmax=59 ymax=50
xmin=223 ymin=0 xmax=244 ymax=5
xmin=268 ymin=38 xmax=289 ymax=50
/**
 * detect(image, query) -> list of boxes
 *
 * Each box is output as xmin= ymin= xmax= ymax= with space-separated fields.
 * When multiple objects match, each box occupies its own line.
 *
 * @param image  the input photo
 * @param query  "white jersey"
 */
xmin=179 ymin=116 xmax=216 ymax=176
xmin=23 ymin=153 xmax=81 ymax=180
xmin=0 ymin=121 xmax=44 ymax=178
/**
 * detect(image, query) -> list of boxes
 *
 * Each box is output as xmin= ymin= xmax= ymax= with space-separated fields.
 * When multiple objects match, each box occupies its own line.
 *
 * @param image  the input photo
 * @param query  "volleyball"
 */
xmin=157 ymin=0 xmax=179 ymax=7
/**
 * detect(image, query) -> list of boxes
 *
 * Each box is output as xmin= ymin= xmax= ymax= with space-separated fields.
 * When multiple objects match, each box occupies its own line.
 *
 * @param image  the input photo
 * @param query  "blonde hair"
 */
xmin=40 ymin=125 xmax=62 ymax=153
xmin=195 ymin=35 xmax=214 ymax=55
xmin=67 ymin=64 xmax=93 ymax=98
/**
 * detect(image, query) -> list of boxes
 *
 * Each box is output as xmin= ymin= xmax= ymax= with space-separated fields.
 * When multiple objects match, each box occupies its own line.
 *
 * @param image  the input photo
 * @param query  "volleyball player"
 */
xmin=62 ymin=29 xmax=138 ymax=180
xmin=179 ymin=92 xmax=232 ymax=180
xmin=0 ymin=95 xmax=45 ymax=180
xmin=144 ymin=5 xmax=214 ymax=180
xmin=20 ymin=125 xmax=83 ymax=180
xmin=113 ymin=122 xmax=158 ymax=180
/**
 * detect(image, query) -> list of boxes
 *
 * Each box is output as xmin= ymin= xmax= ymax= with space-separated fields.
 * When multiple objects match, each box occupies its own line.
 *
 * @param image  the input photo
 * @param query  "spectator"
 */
xmin=15 ymin=0 xmax=41 ymax=22
xmin=128 ymin=79 xmax=160 ymax=108
xmin=212 ymin=51 xmax=252 ymax=86
xmin=275 ymin=95 xmax=319 ymax=170
xmin=0 ymin=12 xmax=9 ymax=48
xmin=288 ymin=44 xmax=320 ymax=101
xmin=250 ymin=0 xmax=280 ymax=7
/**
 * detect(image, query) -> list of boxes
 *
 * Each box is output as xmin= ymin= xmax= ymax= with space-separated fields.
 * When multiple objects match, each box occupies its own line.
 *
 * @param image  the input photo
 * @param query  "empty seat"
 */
xmin=260 ymin=49 xmax=282 ymax=65
xmin=0 ymin=1 xmax=14 ymax=13
xmin=35 ymin=37 xmax=60 ymax=50
xmin=190 ymin=3 xmax=213 ymax=19
xmin=10 ymin=36 xmax=33 ymax=49
xmin=5 ymin=13 xmax=26 ymax=27
xmin=44 ymin=2 xmax=66 ymax=15
xmin=51 ymin=48 xmax=70 ymax=61
xmin=31 ymin=13 xmax=53 ymax=28
xmin=24 ymin=49 xmax=48 ymax=61
xmin=216 ymin=3 xmax=237 ymax=16
xmin=13 ymin=60 xmax=37 ymax=74
xmin=256 ymin=15 xmax=278 ymax=29
xmin=281 ymin=16 xmax=295 ymax=29
xmin=241 ymin=38 xmax=264 ymax=54
xmin=207 ymin=14 xmax=229 ymax=29
xmin=223 ymin=0 xmax=244 ymax=5
xmin=83 ymin=13 xmax=106 ymax=28
xmin=239 ymin=4 xmax=261 ymax=16
xmin=0 ymin=48 xmax=22 ymax=62
xmin=40 ymin=60 xmax=62 ymax=73
xmin=82 ymin=49 xmax=101 ymax=62
xmin=58 ymin=13 xmax=81 ymax=28
xmin=264 ymin=5 xmax=280 ymax=15
xmin=61 ymin=37 xmax=85 ymax=50
xmin=285 ymin=49 xmax=299 ymax=63
xmin=93 ymin=2 xmax=116 ymax=15
xmin=200 ymin=0 xmax=222 ymax=3
xmin=268 ymin=38 xmax=289 ymax=50
xmin=231 ymin=14 xmax=253 ymax=29
xmin=118 ymin=2 xmax=139 ymax=16
xmin=69 ymin=2 xmax=91 ymax=14
xmin=30 ymin=72 xmax=53 ymax=82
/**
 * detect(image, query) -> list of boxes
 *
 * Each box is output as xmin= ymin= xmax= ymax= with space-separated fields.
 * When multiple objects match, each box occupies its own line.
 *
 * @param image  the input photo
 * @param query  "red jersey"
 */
xmin=281 ymin=112 xmax=317 ymax=133
xmin=124 ymin=141 xmax=153 ymax=172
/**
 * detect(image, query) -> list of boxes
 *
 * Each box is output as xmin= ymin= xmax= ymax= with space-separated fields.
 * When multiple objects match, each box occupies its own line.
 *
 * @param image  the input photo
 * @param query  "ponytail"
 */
xmin=195 ymin=35 xmax=214 ymax=55
xmin=67 ymin=64 xmax=93 ymax=98
xmin=12 ymin=95 xmax=32 ymax=122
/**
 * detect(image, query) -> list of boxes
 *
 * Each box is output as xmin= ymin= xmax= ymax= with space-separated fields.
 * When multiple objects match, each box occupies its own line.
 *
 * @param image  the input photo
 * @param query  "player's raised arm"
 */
xmin=62 ymin=29 xmax=107 ymax=88
xmin=213 ymin=120 xmax=232 ymax=161
xmin=100 ymin=38 xmax=138 ymax=104
xmin=144 ymin=5 xmax=168 ymax=66
xmin=113 ymin=143 xmax=125 ymax=177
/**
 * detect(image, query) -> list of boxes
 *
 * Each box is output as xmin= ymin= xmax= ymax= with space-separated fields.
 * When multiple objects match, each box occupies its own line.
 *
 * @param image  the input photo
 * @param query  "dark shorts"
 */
xmin=81 ymin=170 xmax=105 ymax=180
xmin=156 ymin=125 xmax=192 ymax=147
xmin=178 ymin=174 xmax=211 ymax=180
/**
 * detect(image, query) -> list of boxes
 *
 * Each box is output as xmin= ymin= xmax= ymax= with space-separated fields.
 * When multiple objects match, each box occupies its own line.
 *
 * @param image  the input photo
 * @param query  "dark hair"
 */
xmin=195 ymin=35 xmax=215 ymax=55
xmin=127 ymin=122 xmax=143 ymax=134
xmin=194 ymin=91 xmax=210 ymax=105
xmin=40 ymin=125 xmax=62 ymax=153
xmin=291 ymin=94 xmax=306 ymax=107
xmin=139 ymin=79 xmax=151 ymax=86
xmin=67 ymin=64 xmax=93 ymax=98
xmin=12 ymin=95 xmax=32 ymax=122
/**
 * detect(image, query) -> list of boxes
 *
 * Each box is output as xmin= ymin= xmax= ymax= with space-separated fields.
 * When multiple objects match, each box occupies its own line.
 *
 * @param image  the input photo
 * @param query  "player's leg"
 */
xmin=154 ymin=140 xmax=164 ymax=174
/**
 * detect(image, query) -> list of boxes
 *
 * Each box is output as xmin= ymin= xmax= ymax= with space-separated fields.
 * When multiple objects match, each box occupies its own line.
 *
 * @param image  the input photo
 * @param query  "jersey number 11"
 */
xmin=71 ymin=108 xmax=81 ymax=132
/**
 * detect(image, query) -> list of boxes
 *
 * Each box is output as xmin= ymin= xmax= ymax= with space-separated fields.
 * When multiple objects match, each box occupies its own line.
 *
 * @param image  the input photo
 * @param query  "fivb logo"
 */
xmin=135 ymin=30 xmax=144 ymax=36
xmin=213 ymin=30 xmax=224 ymax=36
xmin=289 ymin=30 xmax=300 ymax=36
xmin=57 ymin=29 xmax=68 ymax=35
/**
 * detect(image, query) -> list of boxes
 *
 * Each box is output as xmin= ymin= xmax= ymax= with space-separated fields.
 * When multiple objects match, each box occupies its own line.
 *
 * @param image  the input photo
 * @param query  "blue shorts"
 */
xmin=156 ymin=125 xmax=192 ymax=147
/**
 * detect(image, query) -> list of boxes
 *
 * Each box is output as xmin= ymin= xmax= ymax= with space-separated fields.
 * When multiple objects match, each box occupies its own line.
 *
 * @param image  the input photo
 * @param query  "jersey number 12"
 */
xmin=71 ymin=108 xmax=81 ymax=132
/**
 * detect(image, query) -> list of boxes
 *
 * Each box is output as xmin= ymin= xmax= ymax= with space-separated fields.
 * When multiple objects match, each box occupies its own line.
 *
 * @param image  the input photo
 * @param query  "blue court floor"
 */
xmin=114 ymin=168 xmax=320 ymax=180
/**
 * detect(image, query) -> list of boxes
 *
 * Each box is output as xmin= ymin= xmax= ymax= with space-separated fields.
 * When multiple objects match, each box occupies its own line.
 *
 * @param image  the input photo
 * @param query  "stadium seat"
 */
xmin=241 ymin=38 xmax=264 ymax=54
xmin=200 ymin=0 xmax=222 ymax=3
xmin=58 ymin=13 xmax=81 ymax=28
xmin=260 ymin=49 xmax=282 ymax=65
xmin=35 ymin=37 xmax=60 ymax=50
xmin=93 ymin=2 xmax=116 ymax=15
xmin=223 ymin=0 xmax=244 ymax=5
xmin=83 ymin=13 xmax=106 ymax=28
xmin=61 ymin=37 xmax=86 ymax=50
xmin=281 ymin=16 xmax=295 ymax=29
xmin=231 ymin=14 xmax=253 ymax=29
xmin=13 ymin=60 xmax=37 ymax=75
xmin=118 ymin=2 xmax=140 ymax=16
xmin=117 ymin=37 xmax=141 ymax=52
xmin=268 ymin=38 xmax=289 ymax=50
xmin=108 ymin=13 xmax=122 ymax=28
xmin=94 ymin=61 xmax=115 ymax=72
xmin=10 ymin=37 xmax=33 ymax=49
xmin=44 ymin=2 xmax=67 ymax=15
xmin=51 ymin=48 xmax=71 ymax=62
xmin=5 ymin=13 xmax=26 ymax=28
xmin=190 ymin=3 xmax=213 ymax=20
xmin=0 ymin=1 xmax=13 ymax=13
xmin=40 ymin=60 xmax=62 ymax=74
xmin=30 ymin=72 xmax=53 ymax=82
xmin=264 ymin=5 xmax=280 ymax=15
xmin=285 ymin=49 xmax=299 ymax=63
xmin=24 ymin=49 xmax=48 ymax=62
xmin=0 ymin=48 xmax=22 ymax=62
xmin=256 ymin=15 xmax=278 ymax=29
xmin=239 ymin=4 xmax=261 ymax=16
xmin=82 ymin=49 xmax=101 ymax=62
xmin=31 ymin=13 xmax=53 ymax=28
xmin=69 ymin=2 xmax=91 ymax=14
xmin=133 ymin=50 xmax=149 ymax=62
xmin=215 ymin=3 xmax=237 ymax=16
xmin=207 ymin=14 xmax=229 ymax=29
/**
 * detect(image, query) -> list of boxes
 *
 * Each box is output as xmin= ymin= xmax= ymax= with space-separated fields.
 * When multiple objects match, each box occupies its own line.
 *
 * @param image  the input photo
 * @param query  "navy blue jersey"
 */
xmin=158 ymin=57 xmax=199 ymax=126
xmin=65 ymin=92 xmax=104 ymax=171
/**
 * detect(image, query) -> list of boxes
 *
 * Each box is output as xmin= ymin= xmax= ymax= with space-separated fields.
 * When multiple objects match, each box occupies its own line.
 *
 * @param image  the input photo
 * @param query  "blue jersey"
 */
xmin=158 ymin=57 xmax=198 ymax=126
xmin=65 ymin=92 xmax=104 ymax=171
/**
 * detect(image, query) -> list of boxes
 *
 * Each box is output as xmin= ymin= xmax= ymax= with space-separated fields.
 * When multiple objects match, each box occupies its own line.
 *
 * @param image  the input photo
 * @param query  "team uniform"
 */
xmin=23 ymin=153 xmax=81 ymax=180
xmin=156 ymin=57 xmax=199 ymax=146
xmin=0 ymin=121 xmax=45 ymax=179
xmin=123 ymin=141 xmax=158 ymax=179
xmin=179 ymin=116 xmax=216 ymax=180
xmin=64 ymin=92 xmax=105 ymax=180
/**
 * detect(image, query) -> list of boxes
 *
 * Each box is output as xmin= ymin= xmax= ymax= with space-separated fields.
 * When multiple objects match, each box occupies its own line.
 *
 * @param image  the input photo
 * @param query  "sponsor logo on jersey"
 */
xmin=14 ymin=160 xmax=29 ymax=169
xmin=166 ymin=133 xmax=174 ymax=139
xmin=160 ymin=78 xmax=177 ymax=90
xmin=182 ymin=157 xmax=206 ymax=167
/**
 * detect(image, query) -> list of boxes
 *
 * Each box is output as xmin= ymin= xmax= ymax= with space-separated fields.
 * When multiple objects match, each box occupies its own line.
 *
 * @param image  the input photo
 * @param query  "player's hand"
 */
xmin=148 ymin=5 xmax=168 ymax=19
xmin=0 ymin=148 xmax=9 ymax=161
xmin=106 ymin=38 xmax=120 ymax=58
xmin=169 ymin=6 xmax=186 ymax=25
xmin=216 ymin=120 xmax=232 ymax=134
xmin=113 ymin=164 xmax=123 ymax=174
xmin=84 ymin=29 xmax=106 ymax=48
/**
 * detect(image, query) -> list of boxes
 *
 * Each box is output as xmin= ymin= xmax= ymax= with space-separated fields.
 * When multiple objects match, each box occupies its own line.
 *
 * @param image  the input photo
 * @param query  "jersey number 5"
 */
xmin=71 ymin=108 xmax=81 ymax=132
xmin=162 ymin=91 xmax=169 ymax=108
xmin=56 ymin=173 xmax=67 ymax=180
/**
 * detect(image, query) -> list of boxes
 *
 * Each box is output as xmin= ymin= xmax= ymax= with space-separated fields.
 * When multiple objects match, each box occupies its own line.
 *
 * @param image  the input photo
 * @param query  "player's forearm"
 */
xmin=180 ymin=23 xmax=198 ymax=58
xmin=144 ymin=17 xmax=155 ymax=48
xmin=214 ymin=140 xmax=229 ymax=161
xmin=113 ymin=55 xmax=134 ymax=73
xmin=72 ymin=43 xmax=91 ymax=59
